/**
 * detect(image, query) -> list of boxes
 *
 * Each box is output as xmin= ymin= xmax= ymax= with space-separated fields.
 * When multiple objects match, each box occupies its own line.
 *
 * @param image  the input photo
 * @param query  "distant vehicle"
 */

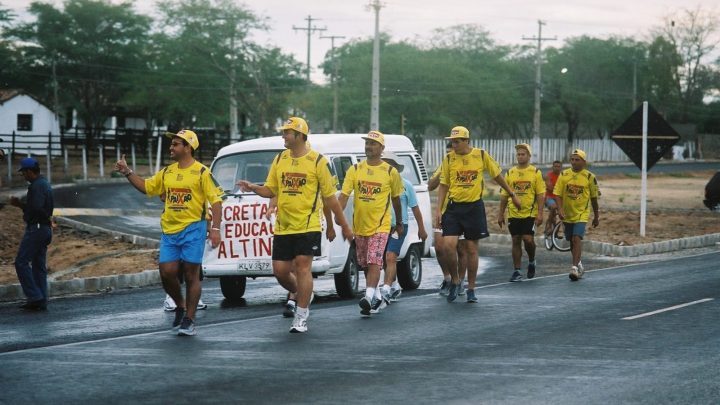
xmin=202 ymin=133 xmax=433 ymax=301
xmin=704 ymin=171 xmax=720 ymax=212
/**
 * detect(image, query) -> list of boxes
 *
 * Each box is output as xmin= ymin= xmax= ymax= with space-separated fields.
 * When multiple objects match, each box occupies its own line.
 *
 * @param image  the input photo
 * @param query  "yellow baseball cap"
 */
xmin=445 ymin=126 xmax=470 ymax=140
xmin=278 ymin=117 xmax=309 ymax=135
xmin=571 ymin=149 xmax=587 ymax=161
xmin=515 ymin=143 xmax=532 ymax=155
xmin=362 ymin=130 xmax=385 ymax=146
xmin=165 ymin=129 xmax=199 ymax=150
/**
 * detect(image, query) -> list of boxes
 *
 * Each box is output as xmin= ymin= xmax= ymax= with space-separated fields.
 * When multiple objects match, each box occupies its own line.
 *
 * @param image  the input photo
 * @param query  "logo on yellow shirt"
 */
xmin=358 ymin=180 xmax=382 ymax=201
xmin=566 ymin=184 xmax=584 ymax=200
xmin=513 ymin=181 xmax=532 ymax=193
xmin=455 ymin=170 xmax=478 ymax=187
xmin=281 ymin=172 xmax=307 ymax=194
xmin=167 ymin=188 xmax=192 ymax=210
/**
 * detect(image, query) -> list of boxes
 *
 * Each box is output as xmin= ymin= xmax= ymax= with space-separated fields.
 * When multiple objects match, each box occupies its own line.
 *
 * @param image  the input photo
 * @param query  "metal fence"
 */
xmin=0 ymin=131 xmax=699 ymax=188
xmin=421 ymin=138 xmax=696 ymax=170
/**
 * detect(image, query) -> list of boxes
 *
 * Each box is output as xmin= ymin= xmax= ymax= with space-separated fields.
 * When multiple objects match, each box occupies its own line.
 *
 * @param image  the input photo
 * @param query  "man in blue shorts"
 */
xmin=115 ymin=129 xmax=224 ymax=335
xmin=380 ymin=153 xmax=427 ymax=305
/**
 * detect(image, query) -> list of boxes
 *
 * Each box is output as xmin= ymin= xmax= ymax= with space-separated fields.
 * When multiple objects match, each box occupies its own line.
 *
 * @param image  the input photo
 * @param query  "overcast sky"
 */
xmin=3 ymin=0 xmax=716 ymax=82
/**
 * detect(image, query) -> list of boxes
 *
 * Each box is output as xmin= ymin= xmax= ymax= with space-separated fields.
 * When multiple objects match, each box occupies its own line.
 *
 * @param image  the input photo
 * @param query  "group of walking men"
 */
xmin=106 ymin=117 xmax=599 ymax=336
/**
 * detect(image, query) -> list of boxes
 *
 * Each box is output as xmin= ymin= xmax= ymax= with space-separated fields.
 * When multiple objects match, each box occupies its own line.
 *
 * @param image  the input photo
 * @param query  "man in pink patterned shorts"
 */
xmin=339 ymin=131 xmax=404 ymax=317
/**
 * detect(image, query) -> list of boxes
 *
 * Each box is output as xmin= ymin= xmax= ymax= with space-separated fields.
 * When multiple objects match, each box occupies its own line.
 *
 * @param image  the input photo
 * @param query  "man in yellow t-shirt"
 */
xmin=498 ymin=143 xmax=546 ymax=282
xmin=553 ymin=148 xmax=600 ymax=281
xmin=237 ymin=117 xmax=352 ymax=333
xmin=115 ymin=129 xmax=224 ymax=336
xmin=339 ymin=130 xmax=404 ymax=317
xmin=436 ymin=126 xmax=520 ymax=303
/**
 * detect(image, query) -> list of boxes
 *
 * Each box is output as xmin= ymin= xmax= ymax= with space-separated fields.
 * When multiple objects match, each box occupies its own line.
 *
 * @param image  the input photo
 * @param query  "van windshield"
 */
xmin=211 ymin=150 xmax=280 ymax=192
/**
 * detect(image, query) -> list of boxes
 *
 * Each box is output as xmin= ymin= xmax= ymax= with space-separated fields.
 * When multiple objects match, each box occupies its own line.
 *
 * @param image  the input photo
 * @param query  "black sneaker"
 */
xmin=173 ymin=307 xmax=185 ymax=330
xmin=177 ymin=317 xmax=196 ymax=336
xmin=20 ymin=300 xmax=47 ymax=311
xmin=509 ymin=270 xmax=523 ymax=282
xmin=446 ymin=283 xmax=459 ymax=302
xmin=359 ymin=297 xmax=372 ymax=317
xmin=283 ymin=300 xmax=296 ymax=318
xmin=527 ymin=262 xmax=536 ymax=279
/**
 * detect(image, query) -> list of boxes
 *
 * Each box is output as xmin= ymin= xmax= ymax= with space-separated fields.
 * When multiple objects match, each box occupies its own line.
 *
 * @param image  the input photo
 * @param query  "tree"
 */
xmin=5 ymin=0 xmax=151 ymax=144
xmin=654 ymin=6 xmax=720 ymax=122
xmin=154 ymin=0 xmax=305 ymax=139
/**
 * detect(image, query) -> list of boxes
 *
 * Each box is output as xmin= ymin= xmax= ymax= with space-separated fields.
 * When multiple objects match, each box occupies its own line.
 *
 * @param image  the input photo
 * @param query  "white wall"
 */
xmin=0 ymin=95 xmax=61 ymax=156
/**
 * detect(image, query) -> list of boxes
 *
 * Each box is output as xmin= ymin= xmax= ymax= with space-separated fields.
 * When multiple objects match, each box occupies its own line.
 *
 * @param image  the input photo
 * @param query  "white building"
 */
xmin=0 ymin=89 xmax=61 ymax=156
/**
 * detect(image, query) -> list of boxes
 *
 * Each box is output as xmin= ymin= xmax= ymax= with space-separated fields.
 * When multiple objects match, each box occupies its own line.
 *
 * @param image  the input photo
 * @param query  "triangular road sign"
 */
xmin=611 ymin=103 xmax=680 ymax=170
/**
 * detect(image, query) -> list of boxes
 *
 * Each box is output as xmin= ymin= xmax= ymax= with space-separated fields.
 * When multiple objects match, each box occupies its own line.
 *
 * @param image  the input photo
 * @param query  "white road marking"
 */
xmin=622 ymin=298 xmax=714 ymax=320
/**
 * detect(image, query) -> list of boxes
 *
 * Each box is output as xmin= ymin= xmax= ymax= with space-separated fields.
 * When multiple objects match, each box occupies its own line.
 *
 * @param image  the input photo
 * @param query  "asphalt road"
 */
xmin=1 ymin=250 xmax=718 ymax=404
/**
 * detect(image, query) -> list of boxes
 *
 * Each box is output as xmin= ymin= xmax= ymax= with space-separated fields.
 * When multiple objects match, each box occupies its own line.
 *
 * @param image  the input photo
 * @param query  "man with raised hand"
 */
xmin=497 ymin=143 xmax=545 ymax=282
xmin=553 ymin=149 xmax=600 ymax=281
xmin=339 ymin=131 xmax=404 ymax=317
xmin=435 ymin=126 xmax=520 ymax=303
xmin=115 ymin=129 xmax=223 ymax=336
xmin=237 ymin=117 xmax=352 ymax=333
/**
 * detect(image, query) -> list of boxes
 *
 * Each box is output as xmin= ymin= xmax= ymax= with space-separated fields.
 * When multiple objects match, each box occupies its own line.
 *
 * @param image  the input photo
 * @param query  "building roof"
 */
xmin=0 ymin=89 xmax=21 ymax=104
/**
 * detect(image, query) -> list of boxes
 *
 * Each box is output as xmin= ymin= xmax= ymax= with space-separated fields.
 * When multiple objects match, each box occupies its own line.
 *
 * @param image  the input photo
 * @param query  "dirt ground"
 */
xmin=0 ymin=170 xmax=717 ymax=286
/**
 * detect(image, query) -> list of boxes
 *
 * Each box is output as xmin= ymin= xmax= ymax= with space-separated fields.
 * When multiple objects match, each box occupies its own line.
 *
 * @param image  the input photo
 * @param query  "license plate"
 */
xmin=237 ymin=260 xmax=272 ymax=272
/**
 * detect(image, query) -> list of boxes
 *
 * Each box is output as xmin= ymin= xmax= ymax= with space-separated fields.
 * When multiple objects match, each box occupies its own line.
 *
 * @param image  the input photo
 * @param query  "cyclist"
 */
xmin=543 ymin=160 xmax=562 ymax=236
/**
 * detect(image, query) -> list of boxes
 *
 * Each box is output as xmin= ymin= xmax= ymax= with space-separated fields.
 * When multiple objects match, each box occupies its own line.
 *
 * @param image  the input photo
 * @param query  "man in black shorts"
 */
xmin=497 ymin=144 xmax=545 ymax=282
xmin=237 ymin=117 xmax=352 ymax=333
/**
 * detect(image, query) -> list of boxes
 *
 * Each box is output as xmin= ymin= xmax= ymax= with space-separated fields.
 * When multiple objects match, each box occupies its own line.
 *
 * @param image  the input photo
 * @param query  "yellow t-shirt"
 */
xmin=440 ymin=148 xmax=501 ymax=203
xmin=265 ymin=149 xmax=337 ymax=235
xmin=553 ymin=168 xmax=600 ymax=223
xmin=145 ymin=161 xmax=224 ymax=235
xmin=500 ymin=165 xmax=546 ymax=218
xmin=341 ymin=160 xmax=404 ymax=236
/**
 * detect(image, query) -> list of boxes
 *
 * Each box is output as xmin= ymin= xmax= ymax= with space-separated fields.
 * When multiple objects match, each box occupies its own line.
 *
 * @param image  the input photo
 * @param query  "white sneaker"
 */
xmin=577 ymin=261 xmax=585 ymax=277
xmin=458 ymin=280 xmax=466 ymax=296
xmin=289 ymin=314 xmax=308 ymax=333
xmin=163 ymin=294 xmax=176 ymax=312
xmin=163 ymin=295 xmax=207 ymax=311
xmin=569 ymin=266 xmax=580 ymax=281
xmin=389 ymin=286 xmax=402 ymax=301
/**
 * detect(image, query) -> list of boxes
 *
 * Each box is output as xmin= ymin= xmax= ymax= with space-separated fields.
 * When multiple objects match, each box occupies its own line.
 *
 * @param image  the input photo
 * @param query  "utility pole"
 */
xmin=523 ymin=20 xmax=556 ymax=163
xmin=368 ymin=0 xmax=383 ymax=131
xmin=293 ymin=15 xmax=326 ymax=82
xmin=632 ymin=56 xmax=638 ymax=111
xmin=320 ymin=34 xmax=346 ymax=133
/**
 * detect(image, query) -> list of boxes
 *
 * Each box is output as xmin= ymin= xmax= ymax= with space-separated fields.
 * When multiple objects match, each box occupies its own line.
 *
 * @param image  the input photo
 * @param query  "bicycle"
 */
xmin=543 ymin=216 xmax=571 ymax=252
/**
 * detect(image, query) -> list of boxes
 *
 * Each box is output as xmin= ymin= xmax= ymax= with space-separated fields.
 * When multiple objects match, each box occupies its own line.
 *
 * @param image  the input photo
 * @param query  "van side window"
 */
xmin=332 ymin=156 xmax=354 ymax=190
xmin=396 ymin=154 xmax=421 ymax=185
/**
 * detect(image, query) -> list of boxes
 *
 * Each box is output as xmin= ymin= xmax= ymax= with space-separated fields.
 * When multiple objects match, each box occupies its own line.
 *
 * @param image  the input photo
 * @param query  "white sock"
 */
xmin=365 ymin=287 xmax=375 ymax=301
xmin=444 ymin=275 xmax=451 ymax=282
xmin=296 ymin=306 xmax=309 ymax=318
xmin=374 ymin=288 xmax=382 ymax=300
xmin=529 ymin=260 xmax=536 ymax=265
xmin=391 ymin=280 xmax=400 ymax=289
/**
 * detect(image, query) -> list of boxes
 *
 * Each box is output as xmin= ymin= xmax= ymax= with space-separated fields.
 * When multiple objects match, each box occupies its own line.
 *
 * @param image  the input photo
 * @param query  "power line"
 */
xmin=293 ymin=15 xmax=326 ymax=82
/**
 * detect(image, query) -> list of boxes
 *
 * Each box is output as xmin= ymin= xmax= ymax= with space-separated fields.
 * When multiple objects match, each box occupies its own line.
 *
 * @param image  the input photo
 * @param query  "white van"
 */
xmin=202 ymin=133 xmax=433 ymax=301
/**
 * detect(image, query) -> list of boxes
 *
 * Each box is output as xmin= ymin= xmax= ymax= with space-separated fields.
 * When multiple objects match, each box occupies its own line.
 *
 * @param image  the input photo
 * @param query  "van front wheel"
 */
xmin=334 ymin=244 xmax=359 ymax=299
xmin=220 ymin=276 xmax=247 ymax=301
xmin=397 ymin=244 xmax=422 ymax=290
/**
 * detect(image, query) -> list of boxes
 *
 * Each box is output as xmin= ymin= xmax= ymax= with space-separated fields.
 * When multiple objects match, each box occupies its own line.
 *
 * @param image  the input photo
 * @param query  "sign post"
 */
xmin=611 ymin=102 xmax=680 ymax=237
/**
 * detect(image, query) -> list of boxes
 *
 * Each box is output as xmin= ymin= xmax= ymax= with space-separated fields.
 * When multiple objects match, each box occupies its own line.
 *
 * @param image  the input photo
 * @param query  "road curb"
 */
xmin=0 ymin=269 xmax=160 ymax=302
xmin=484 ymin=232 xmax=720 ymax=257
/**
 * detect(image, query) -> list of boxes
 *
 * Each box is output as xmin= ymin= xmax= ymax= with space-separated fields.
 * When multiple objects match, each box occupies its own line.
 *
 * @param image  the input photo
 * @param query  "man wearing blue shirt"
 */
xmin=380 ymin=152 xmax=427 ymax=304
xmin=10 ymin=157 xmax=54 ymax=311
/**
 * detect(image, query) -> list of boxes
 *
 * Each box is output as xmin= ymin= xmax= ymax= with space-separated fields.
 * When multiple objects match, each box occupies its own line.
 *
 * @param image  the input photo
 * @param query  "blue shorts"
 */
xmin=386 ymin=223 xmax=408 ymax=255
xmin=564 ymin=222 xmax=586 ymax=240
xmin=159 ymin=221 xmax=207 ymax=265
xmin=545 ymin=197 xmax=557 ymax=208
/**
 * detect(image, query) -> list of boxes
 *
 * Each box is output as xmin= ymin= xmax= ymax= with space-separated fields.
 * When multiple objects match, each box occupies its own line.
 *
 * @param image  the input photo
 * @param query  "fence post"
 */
xmin=116 ymin=142 xmax=121 ymax=163
xmin=82 ymin=145 xmax=88 ymax=180
xmin=147 ymin=137 xmax=153 ymax=174
xmin=155 ymin=135 xmax=162 ymax=174
xmin=98 ymin=145 xmax=104 ymax=177
xmin=131 ymin=142 xmax=136 ymax=172
xmin=64 ymin=148 xmax=68 ymax=174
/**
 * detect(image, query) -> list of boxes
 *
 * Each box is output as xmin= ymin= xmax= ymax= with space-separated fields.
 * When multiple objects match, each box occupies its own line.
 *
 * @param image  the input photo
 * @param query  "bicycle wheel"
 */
xmin=552 ymin=222 xmax=572 ymax=252
xmin=543 ymin=229 xmax=554 ymax=250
